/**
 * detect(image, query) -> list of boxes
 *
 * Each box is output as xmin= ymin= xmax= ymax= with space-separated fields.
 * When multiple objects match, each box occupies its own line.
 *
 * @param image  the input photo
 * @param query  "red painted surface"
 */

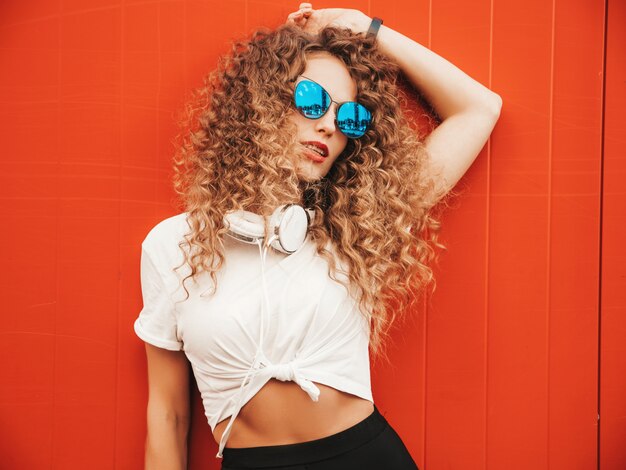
xmin=0 ymin=1 xmax=621 ymax=469
xmin=600 ymin=1 xmax=626 ymax=469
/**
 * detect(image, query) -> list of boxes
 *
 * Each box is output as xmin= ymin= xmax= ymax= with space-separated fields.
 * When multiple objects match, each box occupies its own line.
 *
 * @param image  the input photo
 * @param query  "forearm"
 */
xmin=145 ymin=413 xmax=189 ymax=470
xmin=377 ymin=25 xmax=500 ymax=118
xmin=353 ymin=14 xmax=501 ymax=119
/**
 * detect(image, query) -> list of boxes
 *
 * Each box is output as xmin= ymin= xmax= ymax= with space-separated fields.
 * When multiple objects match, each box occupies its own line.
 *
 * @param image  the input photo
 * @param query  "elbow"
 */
xmin=147 ymin=402 xmax=191 ymax=430
xmin=158 ymin=409 xmax=191 ymax=426
xmin=488 ymin=93 xmax=503 ymax=118
xmin=473 ymin=92 xmax=502 ymax=128
xmin=468 ymin=92 xmax=502 ymax=123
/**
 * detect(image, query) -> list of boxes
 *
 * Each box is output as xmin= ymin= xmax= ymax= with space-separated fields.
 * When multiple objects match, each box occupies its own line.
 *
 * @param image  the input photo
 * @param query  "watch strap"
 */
xmin=366 ymin=17 xmax=383 ymax=40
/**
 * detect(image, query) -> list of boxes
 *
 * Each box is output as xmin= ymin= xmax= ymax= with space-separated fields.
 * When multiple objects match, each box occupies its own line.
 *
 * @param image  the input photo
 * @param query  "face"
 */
xmin=288 ymin=52 xmax=358 ymax=182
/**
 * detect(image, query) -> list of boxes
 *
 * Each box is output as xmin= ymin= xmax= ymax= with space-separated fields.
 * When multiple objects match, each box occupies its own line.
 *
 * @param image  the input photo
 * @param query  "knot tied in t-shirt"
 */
xmin=273 ymin=362 xmax=297 ymax=382
xmin=264 ymin=360 xmax=321 ymax=403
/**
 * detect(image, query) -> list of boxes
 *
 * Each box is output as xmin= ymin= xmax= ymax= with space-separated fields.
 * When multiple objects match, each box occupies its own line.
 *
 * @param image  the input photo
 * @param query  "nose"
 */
xmin=314 ymin=104 xmax=338 ymax=135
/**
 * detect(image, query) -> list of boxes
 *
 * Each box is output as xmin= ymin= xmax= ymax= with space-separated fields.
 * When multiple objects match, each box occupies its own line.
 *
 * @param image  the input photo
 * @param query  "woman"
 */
xmin=134 ymin=3 xmax=502 ymax=469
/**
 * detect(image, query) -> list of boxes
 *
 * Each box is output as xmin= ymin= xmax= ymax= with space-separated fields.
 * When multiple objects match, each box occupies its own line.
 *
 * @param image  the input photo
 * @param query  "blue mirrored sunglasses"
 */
xmin=293 ymin=76 xmax=372 ymax=139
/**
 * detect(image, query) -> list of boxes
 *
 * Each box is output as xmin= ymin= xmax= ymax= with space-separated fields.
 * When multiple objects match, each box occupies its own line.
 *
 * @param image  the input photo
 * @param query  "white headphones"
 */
xmin=224 ymin=204 xmax=313 ymax=254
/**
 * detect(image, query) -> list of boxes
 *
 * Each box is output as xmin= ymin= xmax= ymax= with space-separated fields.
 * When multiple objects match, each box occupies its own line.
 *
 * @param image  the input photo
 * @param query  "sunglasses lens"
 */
xmin=337 ymin=102 xmax=371 ymax=139
xmin=294 ymin=80 xmax=330 ymax=118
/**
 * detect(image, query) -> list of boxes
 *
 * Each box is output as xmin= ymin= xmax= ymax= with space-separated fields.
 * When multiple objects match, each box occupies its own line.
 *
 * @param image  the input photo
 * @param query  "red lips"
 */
xmin=302 ymin=140 xmax=328 ymax=163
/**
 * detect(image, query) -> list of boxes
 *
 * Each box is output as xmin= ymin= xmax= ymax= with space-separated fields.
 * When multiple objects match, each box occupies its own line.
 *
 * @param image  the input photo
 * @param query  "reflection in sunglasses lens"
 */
xmin=337 ymin=103 xmax=371 ymax=139
xmin=295 ymin=81 xmax=329 ymax=118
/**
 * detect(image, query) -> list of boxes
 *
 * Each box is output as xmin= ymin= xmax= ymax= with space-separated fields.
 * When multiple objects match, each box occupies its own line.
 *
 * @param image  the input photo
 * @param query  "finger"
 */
xmin=287 ymin=12 xmax=307 ymax=27
xmin=299 ymin=2 xmax=312 ymax=8
xmin=287 ymin=11 xmax=304 ymax=20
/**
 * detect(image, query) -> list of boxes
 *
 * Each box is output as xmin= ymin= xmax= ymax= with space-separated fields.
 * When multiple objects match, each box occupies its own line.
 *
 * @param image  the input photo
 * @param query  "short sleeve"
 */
xmin=133 ymin=246 xmax=184 ymax=351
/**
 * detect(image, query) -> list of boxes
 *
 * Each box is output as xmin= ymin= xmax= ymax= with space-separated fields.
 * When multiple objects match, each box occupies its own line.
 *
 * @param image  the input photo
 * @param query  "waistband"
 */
xmin=221 ymin=404 xmax=388 ymax=468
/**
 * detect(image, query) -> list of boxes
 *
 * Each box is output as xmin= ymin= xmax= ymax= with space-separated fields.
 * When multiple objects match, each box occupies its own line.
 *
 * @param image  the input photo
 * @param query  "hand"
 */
xmin=285 ymin=3 xmax=371 ymax=36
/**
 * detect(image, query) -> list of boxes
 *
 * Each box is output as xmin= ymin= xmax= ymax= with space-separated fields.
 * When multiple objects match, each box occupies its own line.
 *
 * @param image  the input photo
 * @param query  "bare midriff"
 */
xmin=213 ymin=379 xmax=374 ymax=449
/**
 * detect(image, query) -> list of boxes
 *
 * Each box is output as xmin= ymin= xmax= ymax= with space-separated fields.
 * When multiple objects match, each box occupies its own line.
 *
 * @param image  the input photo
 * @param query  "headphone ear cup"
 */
xmin=268 ymin=204 xmax=309 ymax=254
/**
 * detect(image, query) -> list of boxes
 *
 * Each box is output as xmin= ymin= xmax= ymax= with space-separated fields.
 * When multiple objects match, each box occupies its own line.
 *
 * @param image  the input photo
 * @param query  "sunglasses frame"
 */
xmin=293 ymin=75 xmax=372 ymax=139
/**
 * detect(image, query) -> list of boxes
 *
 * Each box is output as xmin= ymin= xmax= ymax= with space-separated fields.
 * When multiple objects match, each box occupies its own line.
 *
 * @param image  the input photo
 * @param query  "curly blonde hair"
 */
xmin=171 ymin=23 xmax=456 ymax=361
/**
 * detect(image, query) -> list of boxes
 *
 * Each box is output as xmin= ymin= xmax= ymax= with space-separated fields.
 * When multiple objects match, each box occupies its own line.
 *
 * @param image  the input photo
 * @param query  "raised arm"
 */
xmin=374 ymin=22 xmax=502 ymax=198
xmin=143 ymin=344 xmax=191 ymax=470
xmin=288 ymin=3 xmax=502 ymax=199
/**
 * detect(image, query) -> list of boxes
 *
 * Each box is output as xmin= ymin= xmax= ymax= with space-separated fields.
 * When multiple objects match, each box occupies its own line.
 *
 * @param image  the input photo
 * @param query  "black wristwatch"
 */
xmin=366 ymin=17 xmax=383 ymax=40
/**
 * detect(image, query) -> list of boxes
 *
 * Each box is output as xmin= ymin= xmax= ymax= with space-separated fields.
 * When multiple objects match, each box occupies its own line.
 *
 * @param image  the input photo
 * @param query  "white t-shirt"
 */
xmin=133 ymin=213 xmax=374 ymax=458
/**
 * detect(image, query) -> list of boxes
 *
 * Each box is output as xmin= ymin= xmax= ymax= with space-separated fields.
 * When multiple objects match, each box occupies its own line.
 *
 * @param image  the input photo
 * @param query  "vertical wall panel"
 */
xmin=55 ymin=4 xmax=122 ymax=467
xmin=549 ymin=1 xmax=604 ymax=469
xmin=0 ymin=1 xmax=619 ymax=469
xmin=0 ymin=3 xmax=61 ymax=470
xmin=490 ymin=0 xmax=554 ymax=467
xmin=600 ymin=0 xmax=626 ymax=469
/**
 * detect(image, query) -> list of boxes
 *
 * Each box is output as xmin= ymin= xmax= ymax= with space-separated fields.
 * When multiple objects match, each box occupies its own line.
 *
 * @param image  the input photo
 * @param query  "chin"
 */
xmin=294 ymin=162 xmax=328 ymax=182
xmin=296 ymin=171 xmax=323 ymax=183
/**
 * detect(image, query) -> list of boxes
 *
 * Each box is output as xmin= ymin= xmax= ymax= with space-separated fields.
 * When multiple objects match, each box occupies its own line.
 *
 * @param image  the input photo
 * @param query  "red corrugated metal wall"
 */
xmin=1 ymin=1 xmax=623 ymax=469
